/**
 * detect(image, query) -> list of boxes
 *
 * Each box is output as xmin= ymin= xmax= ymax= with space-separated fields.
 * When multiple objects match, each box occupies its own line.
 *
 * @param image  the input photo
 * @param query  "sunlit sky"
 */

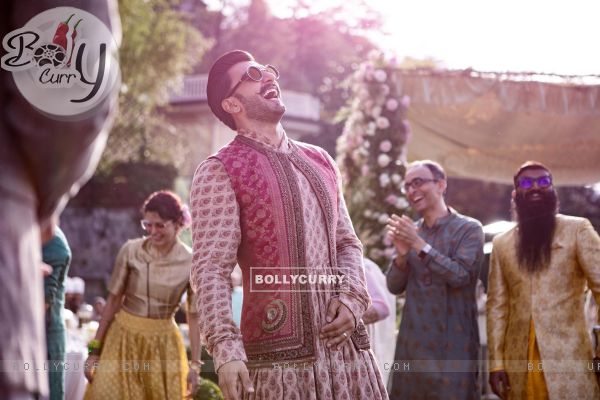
xmin=207 ymin=0 xmax=600 ymax=76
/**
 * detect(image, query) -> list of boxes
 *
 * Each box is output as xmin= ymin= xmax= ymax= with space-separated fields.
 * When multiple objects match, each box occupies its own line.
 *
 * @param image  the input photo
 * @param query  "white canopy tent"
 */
xmin=396 ymin=69 xmax=600 ymax=185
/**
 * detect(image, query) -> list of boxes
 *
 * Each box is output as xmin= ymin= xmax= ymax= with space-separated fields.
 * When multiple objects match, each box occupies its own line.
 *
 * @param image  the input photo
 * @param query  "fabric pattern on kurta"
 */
xmin=487 ymin=214 xmax=600 ymax=400
xmin=190 ymin=131 xmax=388 ymax=400
xmin=386 ymin=209 xmax=484 ymax=400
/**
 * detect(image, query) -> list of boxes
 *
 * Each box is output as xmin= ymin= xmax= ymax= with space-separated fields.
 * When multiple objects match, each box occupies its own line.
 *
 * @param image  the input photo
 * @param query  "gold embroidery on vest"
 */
xmin=261 ymin=299 xmax=287 ymax=333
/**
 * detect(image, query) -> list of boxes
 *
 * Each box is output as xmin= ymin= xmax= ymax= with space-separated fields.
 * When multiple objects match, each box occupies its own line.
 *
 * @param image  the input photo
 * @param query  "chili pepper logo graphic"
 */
xmin=48 ymin=13 xmax=83 ymax=67
xmin=32 ymin=14 xmax=83 ymax=69
xmin=1 ymin=6 xmax=121 ymax=118
xmin=52 ymin=13 xmax=75 ymax=50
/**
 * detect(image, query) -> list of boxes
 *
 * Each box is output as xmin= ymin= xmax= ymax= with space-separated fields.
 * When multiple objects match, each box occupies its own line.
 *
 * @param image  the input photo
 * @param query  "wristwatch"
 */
xmin=418 ymin=243 xmax=432 ymax=260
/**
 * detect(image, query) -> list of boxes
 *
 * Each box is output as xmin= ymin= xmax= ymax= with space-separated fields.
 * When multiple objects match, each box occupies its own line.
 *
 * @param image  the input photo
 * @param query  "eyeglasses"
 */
xmin=140 ymin=219 xmax=172 ymax=231
xmin=225 ymin=64 xmax=279 ymax=98
xmin=516 ymin=175 xmax=553 ymax=189
xmin=403 ymin=178 xmax=439 ymax=192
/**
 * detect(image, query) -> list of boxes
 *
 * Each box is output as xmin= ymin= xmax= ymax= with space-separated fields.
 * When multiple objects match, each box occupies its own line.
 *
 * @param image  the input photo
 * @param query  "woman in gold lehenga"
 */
xmin=84 ymin=190 xmax=201 ymax=399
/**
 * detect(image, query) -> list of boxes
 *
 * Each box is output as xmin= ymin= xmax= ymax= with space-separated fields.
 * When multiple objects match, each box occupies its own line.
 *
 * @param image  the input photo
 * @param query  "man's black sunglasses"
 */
xmin=225 ymin=64 xmax=279 ymax=98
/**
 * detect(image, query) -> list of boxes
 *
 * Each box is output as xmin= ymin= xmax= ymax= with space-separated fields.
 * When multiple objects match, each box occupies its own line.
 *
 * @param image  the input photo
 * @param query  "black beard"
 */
xmin=235 ymin=93 xmax=285 ymax=124
xmin=514 ymin=189 xmax=558 ymax=273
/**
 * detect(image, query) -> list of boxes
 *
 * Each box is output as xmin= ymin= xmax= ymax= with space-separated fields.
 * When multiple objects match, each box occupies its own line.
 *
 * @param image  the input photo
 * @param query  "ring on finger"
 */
xmin=342 ymin=332 xmax=348 ymax=339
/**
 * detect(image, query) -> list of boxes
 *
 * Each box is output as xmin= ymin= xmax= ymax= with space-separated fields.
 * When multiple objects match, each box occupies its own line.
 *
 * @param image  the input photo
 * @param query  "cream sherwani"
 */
xmin=487 ymin=214 xmax=600 ymax=399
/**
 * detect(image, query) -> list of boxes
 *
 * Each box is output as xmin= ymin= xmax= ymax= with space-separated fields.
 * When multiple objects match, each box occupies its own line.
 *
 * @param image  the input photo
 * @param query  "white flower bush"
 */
xmin=379 ymin=140 xmax=392 ymax=153
xmin=396 ymin=197 xmax=409 ymax=209
xmin=336 ymin=52 xmax=413 ymax=267
xmin=376 ymin=116 xmax=390 ymax=130
xmin=386 ymin=98 xmax=398 ymax=111
xmin=378 ymin=213 xmax=390 ymax=225
xmin=371 ymin=106 xmax=382 ymax=118
xmin=377 ymin=154 xmax=391 ymax=168
xmin=379 ymin=172 xmax=390 ymax=187
xmin=374 ymin=69 xmax=387 ymax=82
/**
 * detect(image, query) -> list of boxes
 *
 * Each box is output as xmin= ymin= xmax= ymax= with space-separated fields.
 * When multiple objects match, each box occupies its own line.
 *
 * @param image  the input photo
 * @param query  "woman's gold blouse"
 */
xmin=108 ymin=237 xmax=197 ymax=319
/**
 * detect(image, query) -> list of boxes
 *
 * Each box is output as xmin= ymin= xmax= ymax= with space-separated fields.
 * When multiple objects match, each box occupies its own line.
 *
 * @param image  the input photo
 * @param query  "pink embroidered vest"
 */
xmin=211 ymin=135 xmax=344 ymax=367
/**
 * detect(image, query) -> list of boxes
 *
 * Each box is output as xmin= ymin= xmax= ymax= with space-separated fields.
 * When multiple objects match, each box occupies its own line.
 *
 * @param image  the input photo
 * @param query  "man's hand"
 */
xmin=489 ymin=370 xmax=511 ymax=400
xmin=218 ymin=360 xmax=254 ymax=400
xmin=394 ymin=215 xmax=427 ymax=252
xmin=319 ymin=297 xmax=355 ymax=350
xmin=386 ymin=214 xmax=411 ymax=257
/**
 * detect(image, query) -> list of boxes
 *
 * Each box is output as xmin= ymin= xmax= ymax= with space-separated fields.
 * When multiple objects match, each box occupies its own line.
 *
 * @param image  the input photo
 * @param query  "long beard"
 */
xmin=514 ymin=189 xmax=558 ymax=273
xmin=236 ymin=93 xmax=285 ymax=124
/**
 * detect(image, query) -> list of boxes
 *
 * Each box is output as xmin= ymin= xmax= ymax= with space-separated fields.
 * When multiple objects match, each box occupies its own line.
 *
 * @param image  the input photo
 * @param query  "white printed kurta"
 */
xmin=190 ymin=131 xmax=388 ymax=399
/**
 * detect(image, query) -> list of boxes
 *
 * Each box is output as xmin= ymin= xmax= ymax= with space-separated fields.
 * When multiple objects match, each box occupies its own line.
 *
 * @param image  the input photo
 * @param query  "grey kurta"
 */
xmin=386 ymin=209 xmax=484 ymax=400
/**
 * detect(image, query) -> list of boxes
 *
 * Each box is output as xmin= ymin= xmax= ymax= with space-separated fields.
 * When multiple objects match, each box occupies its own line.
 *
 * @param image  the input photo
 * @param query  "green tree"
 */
xmin=196 ymin=0 xmax=381 ymax=131
xmin=99 ymin=0 xmax=210 ymax=171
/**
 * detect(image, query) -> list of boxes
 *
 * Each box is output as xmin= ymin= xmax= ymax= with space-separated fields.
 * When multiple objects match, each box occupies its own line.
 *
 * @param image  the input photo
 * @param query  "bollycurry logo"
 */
xmin=1 ymin=7 xmax=120 ymax=119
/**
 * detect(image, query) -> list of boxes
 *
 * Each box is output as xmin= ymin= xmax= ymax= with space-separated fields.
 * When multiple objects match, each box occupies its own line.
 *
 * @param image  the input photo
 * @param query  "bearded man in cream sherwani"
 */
xmin=487 ymin=161 xmax=600 ymax=400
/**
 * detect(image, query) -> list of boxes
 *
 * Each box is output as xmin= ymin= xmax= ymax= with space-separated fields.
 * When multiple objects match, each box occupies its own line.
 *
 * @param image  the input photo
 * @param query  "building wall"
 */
xmin=60 ymin=207 xmax=140 ymax=301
